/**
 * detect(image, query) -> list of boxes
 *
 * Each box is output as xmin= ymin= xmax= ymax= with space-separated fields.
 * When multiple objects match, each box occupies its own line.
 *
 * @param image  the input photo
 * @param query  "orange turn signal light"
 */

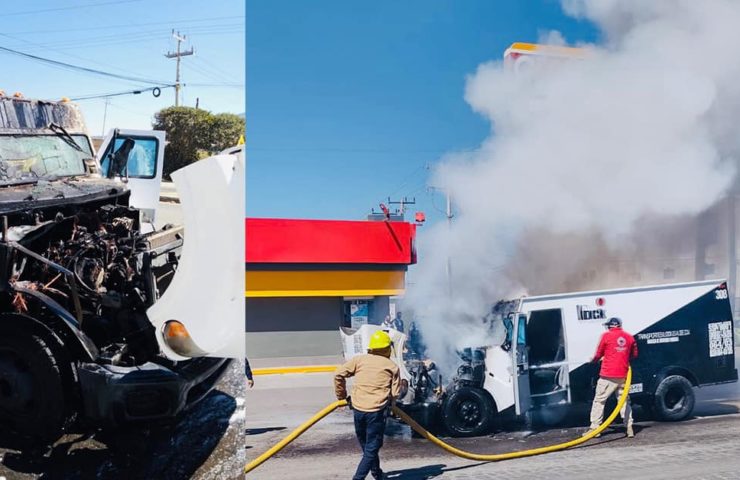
xmin=162 ymin=320 xmax=206 ymax=357
xmin=165 ymin=320 xmax=190 ymax=339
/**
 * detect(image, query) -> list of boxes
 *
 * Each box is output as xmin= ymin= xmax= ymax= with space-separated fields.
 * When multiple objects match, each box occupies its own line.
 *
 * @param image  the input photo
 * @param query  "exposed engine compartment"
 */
xmin=2 ymin=198 xmax=182 ymax=367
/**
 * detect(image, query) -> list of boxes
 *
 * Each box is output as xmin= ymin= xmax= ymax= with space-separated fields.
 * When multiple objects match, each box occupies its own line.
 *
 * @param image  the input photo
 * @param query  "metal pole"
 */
xmin=446 ymin=192 xmax=452 ymax=298
xmin=165 ymin=31 xmax=193 ymax=107
xmin=101 ymin=97 xmax=109 ymax=136
xmin=728 ymin=193 xmax=737 ymax=317
xmin=174 ymin=32 xmax=182 ymax=106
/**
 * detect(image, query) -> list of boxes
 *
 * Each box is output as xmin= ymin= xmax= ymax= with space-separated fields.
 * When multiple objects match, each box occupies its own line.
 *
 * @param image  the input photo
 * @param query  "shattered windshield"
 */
xmin=484 ymin=299 xmax=520 ymax=347
xmin=0 ymin=134 xmax=91 ymax=185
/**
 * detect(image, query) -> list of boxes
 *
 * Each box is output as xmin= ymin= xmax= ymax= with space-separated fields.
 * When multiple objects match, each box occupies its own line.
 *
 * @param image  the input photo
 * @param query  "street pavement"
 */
xmin=0 ymin=359 xmax=246 ymax=480
xmin=245 ymin=371 xmax=740 ymax=480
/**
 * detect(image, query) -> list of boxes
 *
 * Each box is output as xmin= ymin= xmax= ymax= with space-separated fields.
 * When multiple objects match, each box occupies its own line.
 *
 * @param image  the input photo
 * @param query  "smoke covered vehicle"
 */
xmin=345 ymin=280 xmax=737 ymax=437
xmin=0 ymin=97 xmax=243 ymax=449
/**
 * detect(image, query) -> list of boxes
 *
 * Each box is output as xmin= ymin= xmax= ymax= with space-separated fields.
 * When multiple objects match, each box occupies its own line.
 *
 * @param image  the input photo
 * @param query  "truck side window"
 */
xmin=503 ymin=317 xmax=513 ymax=344
xmin=517 ymin=315 xmax=526 ymax=345
xmin=101 ymin=137 xmax=158 ymax=179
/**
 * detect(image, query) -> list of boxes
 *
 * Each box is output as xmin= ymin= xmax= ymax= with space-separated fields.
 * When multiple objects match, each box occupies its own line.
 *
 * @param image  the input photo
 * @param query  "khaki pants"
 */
xmin=589 ymin=377 xmax=632 ymax=430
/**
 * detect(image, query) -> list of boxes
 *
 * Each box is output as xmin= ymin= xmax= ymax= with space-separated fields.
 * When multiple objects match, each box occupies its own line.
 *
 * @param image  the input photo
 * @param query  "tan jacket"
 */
xmin=334 ymin=353 xmax=401 ymax=413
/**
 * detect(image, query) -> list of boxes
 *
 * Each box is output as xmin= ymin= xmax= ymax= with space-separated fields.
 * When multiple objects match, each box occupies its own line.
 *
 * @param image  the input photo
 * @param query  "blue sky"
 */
xmin=0 ymin=0 xmax=244 ymax=135
xmin=246 ymin=1 xmax=599 ymax=223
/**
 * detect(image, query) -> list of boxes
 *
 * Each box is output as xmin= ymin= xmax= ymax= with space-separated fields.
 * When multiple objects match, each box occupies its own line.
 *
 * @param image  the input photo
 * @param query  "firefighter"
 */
xmin=584 ymin=317 xmax=638 ymax=438
xmin=392 ymin=311 xmax=405 ymax=332
xmin=406 ymin=321 xmax=426 ymax=358
xmin=334 ymin=330 xmax=401 ymax=480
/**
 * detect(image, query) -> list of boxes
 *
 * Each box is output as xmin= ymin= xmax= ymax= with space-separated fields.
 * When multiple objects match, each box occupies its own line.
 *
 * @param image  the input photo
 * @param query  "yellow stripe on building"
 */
xmin=245 ymin=270 xmax=406 ymax=298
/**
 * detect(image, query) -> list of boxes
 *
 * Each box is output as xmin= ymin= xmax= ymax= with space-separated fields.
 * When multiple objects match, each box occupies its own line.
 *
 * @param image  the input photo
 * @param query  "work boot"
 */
xmin=626 ymin=426 xmax=634 ymax=438
xmin=371 ymin=470 xmax=385 ymax=480
xmin=581 ymin=429 xmax=601 ymax=438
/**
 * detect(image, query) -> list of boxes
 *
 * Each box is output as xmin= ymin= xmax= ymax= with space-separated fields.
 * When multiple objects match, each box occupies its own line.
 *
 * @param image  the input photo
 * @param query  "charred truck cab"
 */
xmin=0 ymin=97 xmax=244 ymax=449
xmin=345 ymin=280 xmax=738 ymax=437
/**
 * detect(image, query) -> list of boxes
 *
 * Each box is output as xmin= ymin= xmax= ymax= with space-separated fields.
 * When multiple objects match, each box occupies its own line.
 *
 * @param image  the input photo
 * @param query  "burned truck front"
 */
xmin=0 ymin=98 xmax=234 ymax=449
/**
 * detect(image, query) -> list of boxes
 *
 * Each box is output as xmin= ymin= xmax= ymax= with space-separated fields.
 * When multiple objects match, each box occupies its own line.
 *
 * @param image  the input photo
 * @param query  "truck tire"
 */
xmin=442 ymin=386 xmax=495 ymax=437
xmin=0 ymin=327 xmax=68 ymax=448
xmin=653 ymin=375 xmax=695 ymax=421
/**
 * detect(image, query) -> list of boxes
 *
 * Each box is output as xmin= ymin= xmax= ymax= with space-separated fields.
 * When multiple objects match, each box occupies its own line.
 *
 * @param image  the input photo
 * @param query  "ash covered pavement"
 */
xmin=246 ymin=371 xmax=740 ymax=480
xmin=0 ymin=359 xmax=246 ymax=480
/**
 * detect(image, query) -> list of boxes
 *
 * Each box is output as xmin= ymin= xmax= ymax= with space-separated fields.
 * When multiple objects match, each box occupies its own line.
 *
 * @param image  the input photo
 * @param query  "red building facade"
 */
xmin=245 ymin=218 xmax=417 ymax=358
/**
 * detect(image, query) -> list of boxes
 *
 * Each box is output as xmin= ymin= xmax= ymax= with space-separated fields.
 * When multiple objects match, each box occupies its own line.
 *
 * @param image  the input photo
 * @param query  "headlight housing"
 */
xmin=162 ymin=320 xmax=207 ymax=357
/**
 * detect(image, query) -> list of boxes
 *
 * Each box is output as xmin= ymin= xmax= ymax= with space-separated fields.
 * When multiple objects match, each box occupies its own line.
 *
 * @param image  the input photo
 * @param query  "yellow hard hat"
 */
xmin=368 ymin=330 xmax=392 ymax=350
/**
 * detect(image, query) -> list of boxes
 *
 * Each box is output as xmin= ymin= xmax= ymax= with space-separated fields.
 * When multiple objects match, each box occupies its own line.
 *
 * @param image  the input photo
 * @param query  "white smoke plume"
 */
xmin=406 ymin=0 xmax=740 ymax=375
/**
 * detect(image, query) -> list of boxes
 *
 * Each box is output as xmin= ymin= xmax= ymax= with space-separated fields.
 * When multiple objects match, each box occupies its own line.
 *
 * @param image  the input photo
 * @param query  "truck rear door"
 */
xmin=95 ymin=129 xmax=166 ymax=224
xmin=512 ymin=313 xmax=532 ymax=415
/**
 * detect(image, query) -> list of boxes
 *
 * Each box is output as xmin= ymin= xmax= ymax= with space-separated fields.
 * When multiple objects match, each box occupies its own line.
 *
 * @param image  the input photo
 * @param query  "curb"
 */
xmin=252 ymin=365 xmax=339 ymax=376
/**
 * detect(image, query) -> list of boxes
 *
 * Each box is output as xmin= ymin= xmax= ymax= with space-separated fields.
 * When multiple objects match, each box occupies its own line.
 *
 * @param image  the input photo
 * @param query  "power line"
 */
xmin=70 ymin=84 xmax=175 ymax=101
xmin=0 ymin=0 xmax=143 ymax=17
xmin=387 ymin=162 xmax=430 ymax=199
xmin=0 ymin=29 xmax=244 ymax=54
xmin=182 ymin=61 xmax=231 ymax=84
xmin=186 ymin=82 xmax=244 ymax=88
xmin=189 ymin=56 xmax=241 ymax=84
xmin=2 ymin=15 xmax=240 ymax=35
xmin=0 ymin=32 xmax=140 ymax=82
xmin=0 ymin=44 xmax=169 ymax=85
xmin=2 ymin=24 xmax=243 ymax=50
xmin=105 ymin=99 xmax=159 ymax=119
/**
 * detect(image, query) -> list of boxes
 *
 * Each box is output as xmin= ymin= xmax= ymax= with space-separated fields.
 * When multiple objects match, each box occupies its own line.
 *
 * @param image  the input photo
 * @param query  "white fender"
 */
xmin=147 ymin=153 xmax=245 ymax=360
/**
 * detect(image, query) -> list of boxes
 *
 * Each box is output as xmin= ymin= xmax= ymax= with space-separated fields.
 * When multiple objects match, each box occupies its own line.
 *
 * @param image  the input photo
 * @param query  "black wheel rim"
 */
xmin=457 ymin=399 xmax=482 ymax=428
xmin=664 ymin=386 xmax=685 ymax=411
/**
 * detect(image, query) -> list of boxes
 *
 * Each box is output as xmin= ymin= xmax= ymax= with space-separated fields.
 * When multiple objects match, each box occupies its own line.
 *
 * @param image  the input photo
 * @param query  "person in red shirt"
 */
xmin=584 ymin=317 xmax=638 ymax=438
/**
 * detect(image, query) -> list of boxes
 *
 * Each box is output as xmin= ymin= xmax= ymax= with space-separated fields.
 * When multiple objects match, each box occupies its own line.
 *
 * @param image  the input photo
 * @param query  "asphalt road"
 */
xmin=0 ymin=359 xmax=246 ymax=480
xmin=245 ymin=371 xmax=740 ymax=480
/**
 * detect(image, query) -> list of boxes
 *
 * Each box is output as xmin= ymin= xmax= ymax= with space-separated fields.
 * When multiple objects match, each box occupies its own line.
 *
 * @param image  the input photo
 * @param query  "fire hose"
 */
xmin=244 ymin=367 xmax=632 ymax=474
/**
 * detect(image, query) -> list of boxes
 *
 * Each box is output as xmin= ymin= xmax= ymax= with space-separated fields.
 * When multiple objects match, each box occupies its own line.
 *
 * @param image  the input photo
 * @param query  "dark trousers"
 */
xmin=352 ymin=408 xmax=387 ymax=480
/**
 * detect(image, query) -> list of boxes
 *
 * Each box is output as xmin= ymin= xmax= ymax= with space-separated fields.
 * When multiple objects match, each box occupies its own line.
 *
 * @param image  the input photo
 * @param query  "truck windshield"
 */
xmin=0 ymin=134 xmax=91 ymax=185
xmin=485 ymin=299 xmax=520 ymax=347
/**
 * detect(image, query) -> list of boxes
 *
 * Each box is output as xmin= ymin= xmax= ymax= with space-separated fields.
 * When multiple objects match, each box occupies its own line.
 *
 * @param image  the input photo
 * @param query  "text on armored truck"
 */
xmin=637 ymin=329 xmax=690 ymax=344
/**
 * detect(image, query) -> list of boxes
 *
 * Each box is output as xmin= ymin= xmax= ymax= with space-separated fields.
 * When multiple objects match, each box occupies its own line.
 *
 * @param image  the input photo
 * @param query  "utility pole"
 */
xmin=388 ymin=196 xmax=416 ymax=218
xmin=445 ymin=191 xmax=453 ymax=298
xmin=101 ymin=97 xmax=110 ymax=136
xmin=428 ymin=186 xmax=454 ymax=297
xmin=165 ymin=30 xmax=194 ymax=107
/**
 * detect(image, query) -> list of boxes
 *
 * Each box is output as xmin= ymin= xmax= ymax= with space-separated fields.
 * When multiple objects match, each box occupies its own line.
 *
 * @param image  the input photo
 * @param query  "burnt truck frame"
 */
xmin=396 ymin=279 xmax=738 ymax=437
xmin=0 ymin=98 xmax=237 ymax=450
